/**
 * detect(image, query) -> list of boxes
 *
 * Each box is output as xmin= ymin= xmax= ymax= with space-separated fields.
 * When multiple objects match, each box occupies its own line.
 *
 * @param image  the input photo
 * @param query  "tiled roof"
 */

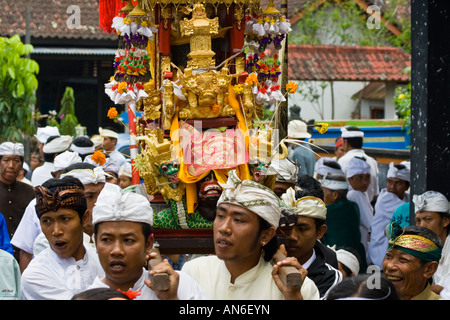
xmin=288 ymin=44 xmax=411 ymax=82
xmin=0 ymin=0 xmax=117 ymax=41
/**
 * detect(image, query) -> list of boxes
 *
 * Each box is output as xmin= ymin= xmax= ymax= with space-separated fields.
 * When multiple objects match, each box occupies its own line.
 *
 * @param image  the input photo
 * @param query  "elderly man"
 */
xmin=99 ymin=127 xmax=126 ymax=168
xmin=181 ymin=170 xmax=320 ymax=300
xmin=383 ymin=224 xmax=442 ymax=300
xmin=21 ymin=176 xmax=104 ymax=299
xmin=90 ymin=183 xmax=209 ymax=300
xmin=412 ymin=191 xmax=450 ymax=294
xmin=0 ymin=142 xmax=35 ymax=261
xmin=369 ymin=162 xmax=410 ymax=269
xmin=268 ymin=157 xmax=299 ymax=197
xmin=338 ymin=126 xmax=379 ymax=203
xmin=281 ymin=188 xmax=342 ymax=298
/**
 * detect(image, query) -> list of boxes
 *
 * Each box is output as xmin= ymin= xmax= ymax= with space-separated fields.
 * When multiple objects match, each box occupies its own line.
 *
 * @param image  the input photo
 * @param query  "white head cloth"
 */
xmin=321 ymin=174 xmax=349 ymax=190
xmin=387 ymin=161 xmax=410 ymax=182
xmin=413 ymin=191 xmax=449 ymax=214
xmin=346 ymin=157 xmax=371 ymax=178
xmin=99 ymin=127 xmax=119 ymax=139
xmin=119 ymin=162 xmax=132 ymax=178
xmin=217 ymin=170 xmax=281 ymax=228
xmin=91 ymin=135 xmax=103 ymax=148
xmin=341 ymin=126 xmax=364 ymax=138
xmin=35 ymin=126 xmax=60 ymax=143
xmin=92 ymin=182 xmax=153 ymax=225
xmin=61 ymin=166 xmax=106 ymax=185
xmin=281 ymin=187 xmax=327 ymax=220
xmin=52 ymin=151 xmax=82 ymax=172
xmin=314 ymin=157 xmax=343 ymax=176
xmin=0 ymin=142 xmax=24 ymax=157
xmin=269 ymin=158 xmax=299 ymax=184
xmin=336 ymin=249 xmax=360 ymax=276
xmin=43 ymin=135 xmax=73 ymax=153
xmin=70 ymin=142 xmax=95 ymax=156
xmin=103 ymin=159 xmax=119 ymax=177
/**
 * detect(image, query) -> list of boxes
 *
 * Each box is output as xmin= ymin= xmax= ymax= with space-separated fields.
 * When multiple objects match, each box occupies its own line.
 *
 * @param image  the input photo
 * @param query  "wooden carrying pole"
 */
xmin=271 ymin=250 xmax=303 ymax=288
xmin=147 ymin=247 xmax=170 ymax=291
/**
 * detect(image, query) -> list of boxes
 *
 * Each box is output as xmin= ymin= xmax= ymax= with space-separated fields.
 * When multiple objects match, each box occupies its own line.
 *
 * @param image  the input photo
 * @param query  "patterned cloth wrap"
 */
xmin=34 ymin=185 xmax=86 ymax=218
xmin=217 ymin=169 xmax=281 ymax=228
xmin=388 ymin=222 xmax=442 ymax=262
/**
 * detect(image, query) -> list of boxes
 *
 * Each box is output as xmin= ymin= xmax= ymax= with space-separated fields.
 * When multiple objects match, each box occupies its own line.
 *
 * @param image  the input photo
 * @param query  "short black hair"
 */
xmin=296 ymin=175 xmax=324 ymax=200
xmin=63 ymin=162 xmax=96 ymax=173
xmin=71 ymin=288 xmax=131 ymax=300
xmin=323 ymin=159 xmax=342 ymax=170
xmin=326 ymin=274 xmax=400 ymax=300
xmin=258 ymin=216 xmax=278 ymax=262
xmin=72 ymin=136 xmax=94 ymax=148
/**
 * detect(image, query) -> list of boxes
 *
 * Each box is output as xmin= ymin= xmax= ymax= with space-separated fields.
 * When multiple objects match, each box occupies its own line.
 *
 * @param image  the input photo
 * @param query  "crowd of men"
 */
xmin=0 ymin=121 xmax=449 ymax=301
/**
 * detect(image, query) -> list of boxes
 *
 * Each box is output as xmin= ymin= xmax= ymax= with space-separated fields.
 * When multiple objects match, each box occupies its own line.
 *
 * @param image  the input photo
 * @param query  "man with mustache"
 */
xmin=383 ymin=224 xmax=442 ymax=300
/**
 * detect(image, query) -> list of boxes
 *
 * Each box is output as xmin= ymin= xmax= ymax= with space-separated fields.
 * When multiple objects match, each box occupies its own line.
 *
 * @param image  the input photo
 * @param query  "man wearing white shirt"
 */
xmin=31 ymin=135 xmax=73 ymax=187
xmin=181 ymin=170 xmax=319 ymax=300
xmin=338 ymin=126 xmax=379 ymax=203
xmin=413 ymin=191 xmax=450 ymax=295
xmin=99 ymin=127 xmax=126 ymax=168
xmin=89 ymin=183 xmax=209 ymax=300
xmin=346 ymin=156 xmax=374 ymax=265
xmin=21 ymin=176 xmax=104 ymax=300
xmin=369 ymin=162 xmax=410 ymax=268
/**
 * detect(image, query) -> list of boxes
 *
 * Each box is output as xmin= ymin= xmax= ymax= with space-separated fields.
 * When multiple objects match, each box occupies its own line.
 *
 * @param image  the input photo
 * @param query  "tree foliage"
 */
xmin=58 ymin=87 xmax=79 ymax=136
xmin=0 ymin=35 xmax=39 ymax=142
xmin=291 ymin=0 xmax=411 ymax=52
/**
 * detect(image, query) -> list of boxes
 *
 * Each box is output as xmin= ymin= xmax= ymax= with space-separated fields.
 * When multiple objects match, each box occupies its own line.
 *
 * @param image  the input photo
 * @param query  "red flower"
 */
xmin=117 ymin=289 xmax=141 ymax=300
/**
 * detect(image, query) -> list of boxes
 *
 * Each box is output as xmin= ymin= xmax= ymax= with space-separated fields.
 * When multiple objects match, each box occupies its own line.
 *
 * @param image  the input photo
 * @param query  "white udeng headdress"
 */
xmin=387 ymin=161 xmax=410 ymax=182
xmin=61 ymin=166 xmax=106 ymax=185
xmin=269 ymin=157 xmax=299 ymax=184
xmin=346 ymin=156 xmax=371 ymax=178
xmin=413 ymin=191 xmax=449 ymax=214
xmin=52 ymin=151 xmax=82 ymax=172
xmin=341 ymin=126 xmax=364 ymax=138
xmin=0 ymin=142 xmax=24 ymax=157
xmin=217 ymin=170 xmax=281 ymax=228
xmin=92 ymin=183 xmax=153 ymax=226
xmin=281 ymin=187 xmax=327 ymax=220
xmin=43 ymin=135 xmax=73 ymax=153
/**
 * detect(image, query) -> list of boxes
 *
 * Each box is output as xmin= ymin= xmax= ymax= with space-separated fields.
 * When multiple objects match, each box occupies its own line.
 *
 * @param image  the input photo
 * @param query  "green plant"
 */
xmin=0 ymin=34 xmax=39 ymax=141
xmin=394 ymin=87 xmax=411 ymax=132
xmin=58 ymin=87 xmax=79 ymax=136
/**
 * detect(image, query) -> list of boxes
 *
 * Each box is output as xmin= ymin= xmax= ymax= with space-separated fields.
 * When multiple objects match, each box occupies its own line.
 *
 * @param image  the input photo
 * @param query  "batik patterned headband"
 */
xmin=388 ymin=226 xmax=442 ymax=262
xmin=35 ymin=185 xmax=86 ymax=218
